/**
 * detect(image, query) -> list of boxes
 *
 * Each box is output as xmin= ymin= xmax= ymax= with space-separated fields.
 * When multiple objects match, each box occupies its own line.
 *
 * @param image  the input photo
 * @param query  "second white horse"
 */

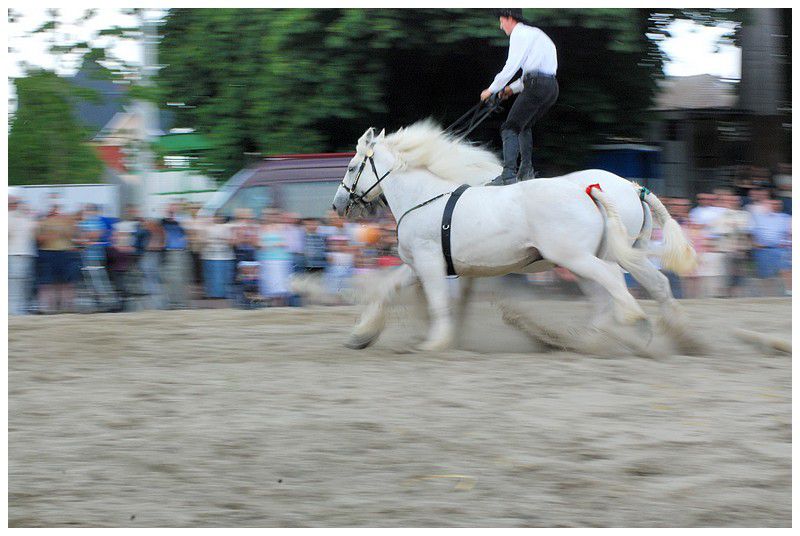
xmin=332 ymin=121 xmax=697 ymax=352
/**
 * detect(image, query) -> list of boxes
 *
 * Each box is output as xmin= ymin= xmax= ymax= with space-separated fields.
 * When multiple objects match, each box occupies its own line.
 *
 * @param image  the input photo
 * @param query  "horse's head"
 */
xmin=332 ymin=127 xmax=391 ymax=218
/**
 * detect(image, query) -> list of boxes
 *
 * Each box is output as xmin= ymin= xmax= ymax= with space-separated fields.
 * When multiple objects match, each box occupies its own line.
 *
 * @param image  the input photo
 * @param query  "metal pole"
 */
xmin=135 ymin=9 xmax=160 ymax=217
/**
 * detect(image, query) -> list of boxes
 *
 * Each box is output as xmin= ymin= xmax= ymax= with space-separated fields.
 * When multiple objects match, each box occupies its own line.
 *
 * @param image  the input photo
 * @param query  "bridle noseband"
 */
xmin=340 ymin=149 xmax=393 ymax=210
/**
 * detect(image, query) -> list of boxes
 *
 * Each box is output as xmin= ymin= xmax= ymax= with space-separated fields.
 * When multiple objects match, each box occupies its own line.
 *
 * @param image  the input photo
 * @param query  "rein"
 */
xmin=342 ymin=95 xmax=503 ymax=214
xmin=445 ymin=95 xmax=504 ymax=141
xmin=395 ymin=191 xmax=452 ymax=231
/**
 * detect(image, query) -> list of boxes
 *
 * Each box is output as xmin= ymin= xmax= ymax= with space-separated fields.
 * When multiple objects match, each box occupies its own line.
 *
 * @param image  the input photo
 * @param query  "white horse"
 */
xmin=332 ymin=120 xmax=698 ymax=353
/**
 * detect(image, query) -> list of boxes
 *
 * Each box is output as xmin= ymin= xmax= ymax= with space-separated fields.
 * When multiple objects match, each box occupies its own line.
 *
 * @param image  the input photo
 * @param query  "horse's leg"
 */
xmin=345 ymin=264 xmax=417 ymax=349
xmin=554 ymin=254 xmax=646 ymax=326
xmin=454 ymin=276 xmax=474 ymax=343
xmin=500 ymin=273 xmax=645 ymax=356
xmin=414 ymin=255 xmax=454 ymax=352
xmin=574 ymin=271 xmax=664 ymax=357
xmin=575 ymin=276 xmax=614 ymax=330
xmin=621 ymin=257 xmax=706 ymax=355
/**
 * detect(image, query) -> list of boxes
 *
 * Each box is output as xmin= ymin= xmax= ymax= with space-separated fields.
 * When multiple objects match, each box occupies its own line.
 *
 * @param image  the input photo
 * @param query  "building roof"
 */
xmin=70 ymin=59 xmax=174 ymax=136
xmin=652 ymin=74 xmax=738 ymax=111
xmin=70 ymin=64 xmax=129 ymax=133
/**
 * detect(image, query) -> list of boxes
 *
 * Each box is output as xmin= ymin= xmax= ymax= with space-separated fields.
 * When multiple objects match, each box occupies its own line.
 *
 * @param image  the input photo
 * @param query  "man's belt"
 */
xmin=524 ymin=71 xmax=556 ymax=80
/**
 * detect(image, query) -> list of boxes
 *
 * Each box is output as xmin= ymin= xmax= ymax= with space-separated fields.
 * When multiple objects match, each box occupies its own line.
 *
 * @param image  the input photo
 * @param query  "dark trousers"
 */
xmin=501 ymin=74 xmax=559 ymax=134
xmin=190 ymin=250 xmax=203 ymax=285
xmin=497 ymin=74 xmax=558 ymax=180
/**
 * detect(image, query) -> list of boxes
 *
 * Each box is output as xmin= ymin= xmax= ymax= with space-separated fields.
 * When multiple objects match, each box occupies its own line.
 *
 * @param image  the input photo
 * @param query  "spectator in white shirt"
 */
xmin=281 ymin=212 xmax=307 ymax=273
xmin=689 ymin=192 xmax=726 ymax=227
xmin=200 ymin=214 xmax=236 ymax=299
xmin=8 ymin=196 xmax=38 ymax=315
xmin=481 ymin=9 xmax=559 ymax=185
xmin=710 ymin=192 xmax=753 ymax=297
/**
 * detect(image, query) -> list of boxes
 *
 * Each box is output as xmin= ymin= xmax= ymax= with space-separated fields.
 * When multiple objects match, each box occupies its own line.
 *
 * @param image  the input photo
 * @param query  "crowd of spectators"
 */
xmin=648 ymin=187 xmax=791 ymax=299
xmin=7 ymin=164 xmax=792 ymax=316
xmin=8 ymin=196 xmax=402 ymax=315
xmin=629 ymin=164 xmax=792 ymax=299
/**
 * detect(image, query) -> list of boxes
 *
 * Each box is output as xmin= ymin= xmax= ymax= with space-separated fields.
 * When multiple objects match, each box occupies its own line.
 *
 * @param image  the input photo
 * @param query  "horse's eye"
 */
xmin=348 ymin=167 xmax=356 ymax=173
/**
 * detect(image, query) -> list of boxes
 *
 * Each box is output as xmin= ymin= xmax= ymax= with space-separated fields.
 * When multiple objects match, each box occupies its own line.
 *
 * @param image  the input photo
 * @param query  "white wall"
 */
xmin=9 ymin=184 xmax=120 ymax=217
xmin=143 ymin=169 xmax=218 ymax=217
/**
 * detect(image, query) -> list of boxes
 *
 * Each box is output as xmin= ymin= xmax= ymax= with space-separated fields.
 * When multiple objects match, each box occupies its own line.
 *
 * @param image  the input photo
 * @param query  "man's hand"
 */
xmin=480 ymin=88 xmax=493 ymax=102
xmin=500 ymin=86 xmax=514 ymax=100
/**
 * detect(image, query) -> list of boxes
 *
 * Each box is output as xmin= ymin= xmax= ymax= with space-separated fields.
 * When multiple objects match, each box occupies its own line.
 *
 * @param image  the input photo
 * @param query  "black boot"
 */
xmin=517 ymin=128 xmax=534 ymax=181
xmin=489 ymin=129 xmax=520 ymax=186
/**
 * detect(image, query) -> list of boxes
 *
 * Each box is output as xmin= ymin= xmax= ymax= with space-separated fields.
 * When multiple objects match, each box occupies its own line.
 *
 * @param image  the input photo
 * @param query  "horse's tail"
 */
xmin=638 ymin=188 xmax=698 ymax=275
xmin=586 ymin=185 xmax=646 ymax=268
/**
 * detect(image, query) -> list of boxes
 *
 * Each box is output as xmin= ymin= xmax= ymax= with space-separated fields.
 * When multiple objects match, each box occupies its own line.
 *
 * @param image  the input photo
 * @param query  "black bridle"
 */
xmin=339 ymin=149 xmax=393 ymax=211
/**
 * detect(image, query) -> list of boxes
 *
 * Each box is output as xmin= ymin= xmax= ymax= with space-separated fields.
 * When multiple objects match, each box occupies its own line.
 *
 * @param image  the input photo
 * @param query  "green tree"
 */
xmin=8 ymin=9 xmax=154 ymax=185
xmin=8 ymin=70 xmax=105 ymax=185
xmin=157 ymin=8 xmax=744 ymax=177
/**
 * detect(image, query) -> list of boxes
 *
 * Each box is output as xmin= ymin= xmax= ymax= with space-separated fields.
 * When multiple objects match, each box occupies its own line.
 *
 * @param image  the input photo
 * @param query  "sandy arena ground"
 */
xmin=8 ymin=293 xmax=791 ymax=527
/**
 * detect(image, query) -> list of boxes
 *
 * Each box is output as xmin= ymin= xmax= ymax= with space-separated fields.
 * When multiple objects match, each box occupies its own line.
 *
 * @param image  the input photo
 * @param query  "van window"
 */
xmin=220 ymin=185 xmax=272 ymax=217
xmin=281 ymin=181 xmax=340 ymax=218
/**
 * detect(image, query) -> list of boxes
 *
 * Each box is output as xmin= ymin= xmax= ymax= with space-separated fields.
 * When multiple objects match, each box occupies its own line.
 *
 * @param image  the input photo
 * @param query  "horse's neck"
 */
xmin=381 ymin=169 xmax=454 ymax=222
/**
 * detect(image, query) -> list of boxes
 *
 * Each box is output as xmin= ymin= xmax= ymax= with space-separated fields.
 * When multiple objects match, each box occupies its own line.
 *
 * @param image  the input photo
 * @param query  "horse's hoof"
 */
xmin=417 ymin=339 xmax=452 ymax=352
xmin=678 ymin=335 xmax=709 ymax=356
xmin=345 ymin=333 xmax=378 ymax=350
xmin=658 ymin=318 xmax=707 ymax=356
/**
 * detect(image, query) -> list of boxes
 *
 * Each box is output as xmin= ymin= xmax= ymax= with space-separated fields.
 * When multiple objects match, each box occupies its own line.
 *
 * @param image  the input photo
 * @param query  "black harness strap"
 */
xmin=441 ymin=184 xmax=470 ymax=276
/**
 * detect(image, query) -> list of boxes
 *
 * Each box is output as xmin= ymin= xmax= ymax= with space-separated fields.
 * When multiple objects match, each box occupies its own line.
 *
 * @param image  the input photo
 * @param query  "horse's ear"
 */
xmin=364 ymin=127 xmax=376 ymax=146
xmin=377 ymin=128 xmax=385 ymax=140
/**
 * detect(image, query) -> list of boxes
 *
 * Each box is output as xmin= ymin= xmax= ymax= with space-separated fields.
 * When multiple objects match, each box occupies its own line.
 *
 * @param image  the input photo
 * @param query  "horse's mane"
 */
xmin=359 ymin=119 xmax=502 ymax=186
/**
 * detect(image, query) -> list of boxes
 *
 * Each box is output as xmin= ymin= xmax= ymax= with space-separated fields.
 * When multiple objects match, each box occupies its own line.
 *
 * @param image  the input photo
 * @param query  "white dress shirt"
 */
xmin=488 ymin=23 xmax=558 ymax=95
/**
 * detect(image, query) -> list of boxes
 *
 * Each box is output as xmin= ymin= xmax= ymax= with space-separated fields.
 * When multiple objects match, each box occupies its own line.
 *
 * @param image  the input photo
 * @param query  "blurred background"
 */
xmin=7 ymin=8 xmax=792 ymax=315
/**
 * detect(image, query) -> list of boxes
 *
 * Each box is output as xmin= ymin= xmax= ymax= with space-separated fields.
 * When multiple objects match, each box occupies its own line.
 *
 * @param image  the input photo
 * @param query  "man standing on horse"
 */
xmin=481 ymin=9 xmax=559 ymax=186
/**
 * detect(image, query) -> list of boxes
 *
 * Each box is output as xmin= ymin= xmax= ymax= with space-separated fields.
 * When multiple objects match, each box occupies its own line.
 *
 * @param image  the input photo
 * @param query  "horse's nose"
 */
xmin=332 ymin=204 xmax=336 ymax=211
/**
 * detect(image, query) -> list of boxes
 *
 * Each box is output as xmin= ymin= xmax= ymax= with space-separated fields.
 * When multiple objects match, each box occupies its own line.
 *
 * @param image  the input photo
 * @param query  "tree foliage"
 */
xmin=8 ymin=8 xmax=147 ymax=185
xmin=8 ymin=70 xmax=105 ymax=185
xmin=8 ymin=8 xmax=748 ymax=184
xmin=159 ymin=8 xmax=688 ymax=177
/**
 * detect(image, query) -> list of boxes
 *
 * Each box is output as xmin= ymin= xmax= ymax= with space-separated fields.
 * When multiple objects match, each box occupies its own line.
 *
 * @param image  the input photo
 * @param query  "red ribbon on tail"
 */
xmin=585 ymin=183 xmax=603 ymax=197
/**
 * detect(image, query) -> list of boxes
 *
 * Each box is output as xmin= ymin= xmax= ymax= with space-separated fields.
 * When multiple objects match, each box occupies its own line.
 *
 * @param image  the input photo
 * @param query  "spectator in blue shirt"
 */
xmin=751 ymin=198 xmax=792 ymax=295
xmin=77 ymin=204 xmax=107 ymax=267
xmin=303 ymin=218 xmax=328 ymax=272
xmin=95 ymin=205 xmax=118 ymax=248
xmin=160 ymin=203 xmax=191 ymax=308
